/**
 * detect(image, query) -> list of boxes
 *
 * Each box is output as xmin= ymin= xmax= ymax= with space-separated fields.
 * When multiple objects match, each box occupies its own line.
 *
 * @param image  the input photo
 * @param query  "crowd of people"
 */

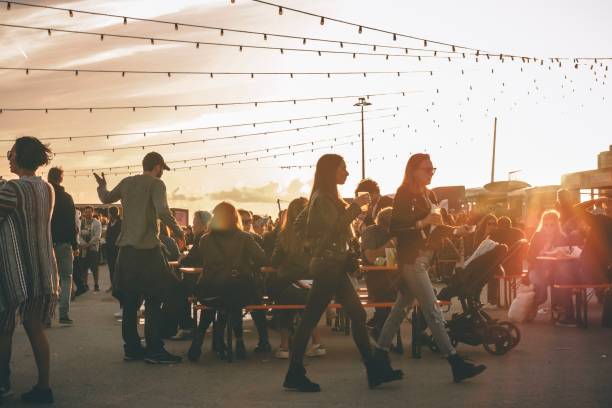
xmin=0 ymin=136 xmax=610 ymax=403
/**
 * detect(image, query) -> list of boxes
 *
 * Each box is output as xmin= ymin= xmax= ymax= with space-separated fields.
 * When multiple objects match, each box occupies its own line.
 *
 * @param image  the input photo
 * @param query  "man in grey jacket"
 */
xmin=95 ymin=152 xmax=185 ymax=364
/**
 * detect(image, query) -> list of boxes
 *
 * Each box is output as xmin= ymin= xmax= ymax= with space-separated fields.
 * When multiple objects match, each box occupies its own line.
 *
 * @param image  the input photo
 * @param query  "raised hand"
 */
xmin=93 ymin=172 xmax=106 ymax=188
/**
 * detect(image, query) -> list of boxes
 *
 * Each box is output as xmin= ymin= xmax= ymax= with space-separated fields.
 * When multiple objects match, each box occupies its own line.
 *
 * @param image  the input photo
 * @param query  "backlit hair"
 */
xmin=210 ymin=201 xmax=243 ymax=231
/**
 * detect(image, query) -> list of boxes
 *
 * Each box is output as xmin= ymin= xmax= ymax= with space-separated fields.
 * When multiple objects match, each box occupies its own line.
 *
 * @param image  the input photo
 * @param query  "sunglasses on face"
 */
xmin=419 ymin=167 xmax=437 ymax=174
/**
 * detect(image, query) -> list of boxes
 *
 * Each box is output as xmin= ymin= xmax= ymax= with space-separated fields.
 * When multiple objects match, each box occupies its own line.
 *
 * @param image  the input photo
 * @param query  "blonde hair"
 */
xmin=536 ymin=209 xmax=562 ymax=235
xmin=210 ymin=201 xmax=243 ymax=231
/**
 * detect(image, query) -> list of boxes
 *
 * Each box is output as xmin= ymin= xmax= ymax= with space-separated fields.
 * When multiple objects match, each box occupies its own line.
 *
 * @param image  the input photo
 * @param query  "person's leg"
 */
xmin=0 ymin=312 xmax=16 ymax=391
xmin=121 ymin=295 xmax=142 ymax=354
xmin=144 ymin=296 xmax=164 ymax=354
xmin=251 ymin=309 xmax=270 ymax=349
xmin=486 ymin=277 xmax=499 ymax=305
xmin=290 ymin=272 xmax=337 ymax=366
xmin=54 ymin=244 xmax=74 ymax=320
xmin=376 ymin=282 xmax=415 ymax=351
xmin=107 ymin=246 xmax=117 ymax=288
xmin=22 ymin=316 xmax=50 ymax=389
xmin=404 ymin=254 xmax=455 ymax=357
xmin=529 ymin=268 xmax=550 ymax=306
xmin=88 ymin=250 xmax=100 ymax=290
xmin=334 ymin=273 xmax=371 ymax=361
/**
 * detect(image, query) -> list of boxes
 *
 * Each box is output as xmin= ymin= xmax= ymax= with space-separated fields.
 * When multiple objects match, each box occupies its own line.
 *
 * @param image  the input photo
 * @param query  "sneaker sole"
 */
xmin=144 ymin=358 xmax=182 ymax=364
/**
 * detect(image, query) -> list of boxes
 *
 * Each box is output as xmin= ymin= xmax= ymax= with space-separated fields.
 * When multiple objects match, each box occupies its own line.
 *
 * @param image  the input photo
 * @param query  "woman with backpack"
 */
xmin=283 ymin=154 xmax=402 ymax=392
xmin=188 ymin=202 xmax=266 ymax=361
xmin=263 ymin=197 xmax=325 ymax=359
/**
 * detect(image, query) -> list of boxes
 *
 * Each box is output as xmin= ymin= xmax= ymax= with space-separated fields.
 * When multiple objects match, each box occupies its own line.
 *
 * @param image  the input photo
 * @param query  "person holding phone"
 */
xmin=374 ymin=153 xmax=486 ymax=384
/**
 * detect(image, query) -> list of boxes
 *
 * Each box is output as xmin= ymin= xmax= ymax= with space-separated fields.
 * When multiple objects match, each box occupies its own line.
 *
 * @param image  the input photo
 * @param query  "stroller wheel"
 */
xmin=498 ymin=321 xmax=521 ymax=349
xmin=482 ymin=326 xmax=513 ymax=356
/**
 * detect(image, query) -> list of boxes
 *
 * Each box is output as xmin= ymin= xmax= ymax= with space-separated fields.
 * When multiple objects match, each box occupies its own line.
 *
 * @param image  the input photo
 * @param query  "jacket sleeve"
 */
xmin=67 ymin=194 xmax=78 ymax=250
xmin=152 ymin=180 xmax=184 ymax=239
xmin=307 ymin=194 xmax=360 ymax=238
xmin=98 ymin=179 xmax=123 ymax=204
xmin=270 ymin=237 xmax=286 ymax=267
xmin=390 ymin=188 xmax=420 ymax=235
xmin=245 ymin=233 xmax=267 ymax=268
xmin=180 ymin=236 xmax=202 ymax=267
xmin=0 ymin=181 xmax=17 ymax=223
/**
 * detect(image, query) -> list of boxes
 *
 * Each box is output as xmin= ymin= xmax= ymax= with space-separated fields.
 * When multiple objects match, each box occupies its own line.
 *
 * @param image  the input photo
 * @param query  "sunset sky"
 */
xmin=0 ymin=0 xmax=610 ymax=216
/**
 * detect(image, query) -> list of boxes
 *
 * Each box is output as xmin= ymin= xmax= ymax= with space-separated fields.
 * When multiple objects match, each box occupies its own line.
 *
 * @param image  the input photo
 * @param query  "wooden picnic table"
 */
xmin=359 ymin=265 xmax=399 ymax=272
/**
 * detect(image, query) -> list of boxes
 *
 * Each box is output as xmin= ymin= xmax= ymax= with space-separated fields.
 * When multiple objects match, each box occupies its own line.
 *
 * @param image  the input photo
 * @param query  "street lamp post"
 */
xmin=354 ymin=97 xmax=372 ymax=180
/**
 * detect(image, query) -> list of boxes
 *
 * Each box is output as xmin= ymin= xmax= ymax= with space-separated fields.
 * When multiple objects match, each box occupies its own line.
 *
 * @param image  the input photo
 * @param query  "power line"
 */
xmin=0 ymin=0 xmax=467 ymax=56
xmin=0 ymin=66 xmax=433 ymax=78
xmin=249 ymin=0 xmax=612 ymax=62
xmin=0 ymin=89 xmax=423 ymax=113
xmin=0 ymin=113 xmax=400 ymax=157
xmin=0 ymin=105 xmax=410 ymax=143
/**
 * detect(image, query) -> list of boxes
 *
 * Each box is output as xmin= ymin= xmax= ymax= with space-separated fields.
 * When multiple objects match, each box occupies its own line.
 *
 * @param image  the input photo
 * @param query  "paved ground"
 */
xmin=3 ymin=266 xmax=612 ymax=407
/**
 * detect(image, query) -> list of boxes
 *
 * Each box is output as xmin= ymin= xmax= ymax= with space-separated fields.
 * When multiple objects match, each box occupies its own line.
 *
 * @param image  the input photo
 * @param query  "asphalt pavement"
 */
xmin=3 ymin=266 xmax=611 ymax=407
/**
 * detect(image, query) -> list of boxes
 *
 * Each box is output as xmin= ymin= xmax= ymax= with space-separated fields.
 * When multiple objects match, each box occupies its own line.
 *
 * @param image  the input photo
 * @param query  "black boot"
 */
xmin=373 ymin=348 xmax=404 ymax=379
xmin=283 ymin=362 xmax=321 ymax=392
xmin=365 ymin=354 xmax=404 ymax=389
xmin=448 ymin=354 xmax=486 ymax=383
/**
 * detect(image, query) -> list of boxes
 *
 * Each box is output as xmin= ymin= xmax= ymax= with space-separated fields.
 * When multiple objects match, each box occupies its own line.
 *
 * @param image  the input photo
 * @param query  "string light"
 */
xmin=0 ymin=113 xmax=401 ymax=156
xmin=0 ymin=23 xmax=479 ymax=61
xmin=4 ymin=1 xmax=610 ymax=62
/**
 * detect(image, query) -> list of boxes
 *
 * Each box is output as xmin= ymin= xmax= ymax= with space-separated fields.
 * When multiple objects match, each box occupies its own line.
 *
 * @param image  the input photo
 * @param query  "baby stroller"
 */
xmin=411 ymin=239 xmax=528 ymax=357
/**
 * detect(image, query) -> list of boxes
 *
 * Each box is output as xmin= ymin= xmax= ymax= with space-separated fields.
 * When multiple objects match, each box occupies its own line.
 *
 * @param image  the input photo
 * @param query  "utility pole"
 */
xmin=491 ymin=117 xmax=497 ymax=183
xmin=354 ymin=97 xmax=372 ymax=180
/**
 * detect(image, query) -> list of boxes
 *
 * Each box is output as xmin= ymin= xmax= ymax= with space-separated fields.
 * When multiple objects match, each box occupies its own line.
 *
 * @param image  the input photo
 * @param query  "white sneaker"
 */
xmin=171 ymin=329 xmax=192 ymax=340
xmin=305 ymin=344 xmax=327 ymax=357
xmin=113 ymin=311 xmax=123 ymax=318
xmin=275 ymin=349 xmax=289 ymax=359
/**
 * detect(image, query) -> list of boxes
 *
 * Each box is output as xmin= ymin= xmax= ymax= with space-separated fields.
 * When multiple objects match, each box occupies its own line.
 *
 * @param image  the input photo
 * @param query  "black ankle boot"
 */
xmin=448 ymin=354 xmax=486 ymax=383
xmin=283 ymin=363 xmax=321 ymax=392
xmin=373 ymin=347 xmax=404 ymax=379
xmin=235 ymin=339 xmax=246 ymax=359
xmin=365 ymin=354 xmax=404 ymax=389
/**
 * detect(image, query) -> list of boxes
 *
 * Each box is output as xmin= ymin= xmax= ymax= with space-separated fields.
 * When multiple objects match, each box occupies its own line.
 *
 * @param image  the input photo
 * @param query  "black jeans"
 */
xmin=122 ymin=295 xmax=166 ymax=354
xmin=107 ymin=245 xmax=118 ymax=286
xmin=290 ymin=262 xmax=371 ymax=365
xmin=77 ymin=250 xmax=99 ymax=288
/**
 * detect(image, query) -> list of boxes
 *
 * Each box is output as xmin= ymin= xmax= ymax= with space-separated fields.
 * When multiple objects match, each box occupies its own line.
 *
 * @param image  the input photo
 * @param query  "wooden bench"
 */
xmin=552 ymin=283 xmax=612 ymax=328
xmin=494 ymin=273 xmax=528 ymax=308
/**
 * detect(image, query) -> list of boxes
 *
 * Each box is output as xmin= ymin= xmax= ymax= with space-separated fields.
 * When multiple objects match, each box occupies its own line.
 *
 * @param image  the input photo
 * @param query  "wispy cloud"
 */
xmin=207 ymin=178 xmax=308 ymax=203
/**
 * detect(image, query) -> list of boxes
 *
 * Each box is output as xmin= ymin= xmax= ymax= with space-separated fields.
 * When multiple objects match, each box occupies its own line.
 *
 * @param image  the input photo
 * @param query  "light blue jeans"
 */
xmin=54 ymin=243 xmax=74 ymax=319
xmin=376 ymin=250 xmax=455 ymax=356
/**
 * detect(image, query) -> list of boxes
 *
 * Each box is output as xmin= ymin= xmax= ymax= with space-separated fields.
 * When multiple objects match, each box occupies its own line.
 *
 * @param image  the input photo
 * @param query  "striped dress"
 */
xmin=0 ymin=176 xmax=59 ymax=328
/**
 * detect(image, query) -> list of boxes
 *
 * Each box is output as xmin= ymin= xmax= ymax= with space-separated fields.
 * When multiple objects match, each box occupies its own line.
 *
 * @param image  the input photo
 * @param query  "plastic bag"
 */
xmin=508 ymin=283 xmax=536 ymax=323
